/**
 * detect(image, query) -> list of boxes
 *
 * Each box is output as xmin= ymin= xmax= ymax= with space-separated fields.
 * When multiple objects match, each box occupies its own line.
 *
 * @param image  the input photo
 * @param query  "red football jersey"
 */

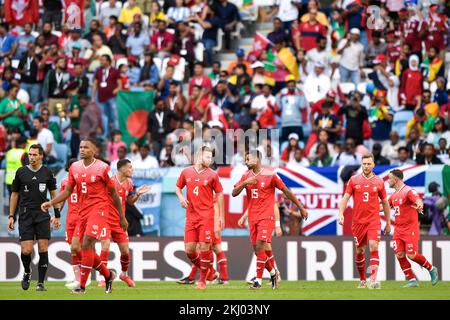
xmin=345 ymin=173 xmax=387 ymax=225
xmin=67 ymin=159 xmax=115 ymax=218
xmin=400 ymin=18 xmax=427 ymax=53
xmin=389 ymin=185 xmax=421 ymax=234
xmin=176 ymin=166 xmax=223 ymax=223
xmin=60 ymin=177 xmax=79 ymax=217
xmin=108 ymin=175 xmax=134 ymax=224
xmin=235 ymin=168 xmax=286 ymax=223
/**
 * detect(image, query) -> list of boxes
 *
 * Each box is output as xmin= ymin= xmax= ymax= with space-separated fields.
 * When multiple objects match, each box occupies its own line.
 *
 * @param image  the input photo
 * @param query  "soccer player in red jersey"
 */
xmin=232 ymin=150 xmax=308 ymax=289
xmin=177 ymin=195 xmax=229 ymax=285
xmin=42 ymin=138 xmax=128 ymax=294
xmin=60 ymin=158 xmax=92 ymax=290
xmin=175 ymin=146 xmax=224 ymax=290
xmin=387 ymin=169 xmax=439 ymax=287
xmin=338 ymin=154 xmax=391 ymax=289
xmin=98 ymin=159 xmax=151 ymax=288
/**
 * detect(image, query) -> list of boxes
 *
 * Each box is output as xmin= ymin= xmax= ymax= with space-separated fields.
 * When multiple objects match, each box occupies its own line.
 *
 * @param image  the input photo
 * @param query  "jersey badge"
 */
xmin=373 ymin=187 xmax=377 ymax=192
xmin=39 ymin=183 xmax=46 ymax=192
xmin=399 ymin=199 xmax=403 ymax=205
xmin=24 ymin=185 xmax=29 ymax=192
xmin=261 ymin=182 xmax=265 ymax=187
xmin=204 ymin=179 xmax=208 ymax=185
xmin=91 ymin=175 xmax=96 ymax=182
xmin=187 ymin=178 xmax=191 ymax=182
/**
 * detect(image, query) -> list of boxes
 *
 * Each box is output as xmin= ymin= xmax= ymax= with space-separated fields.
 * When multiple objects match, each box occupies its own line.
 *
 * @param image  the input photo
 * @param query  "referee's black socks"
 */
xmin=38 ymin=252 xmax=48 ymax=284
xmin=20 ymin=253 xmax=31 ymax=274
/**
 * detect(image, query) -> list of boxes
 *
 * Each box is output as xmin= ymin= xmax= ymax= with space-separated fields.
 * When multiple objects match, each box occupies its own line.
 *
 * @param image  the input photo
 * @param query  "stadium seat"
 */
xmin=116 ymin=57 xmax=128 ymax=69
xmin=392 ymin=110 xmax=414 ymax=139
xmin=48 ymin=143 xmax=68 ymax=170
xmin=338 ymin=82 xmax=356 ymax=95
xmin=213 ymin=29 xmax=224 ymax=54
xmin=194 ymin=42 xmax=204 ymax=62
xmin=17 ymin=89 xmax=30 ymax=104
xmin=357 ymin=82 xmax=368 ymax=94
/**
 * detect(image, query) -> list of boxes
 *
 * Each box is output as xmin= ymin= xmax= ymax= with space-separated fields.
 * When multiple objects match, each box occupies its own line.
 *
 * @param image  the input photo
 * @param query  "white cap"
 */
xmin=250 ymin=61 xmax=264 ymax=69
xmin=288 ymin=133 xmax=299 ymax=140
xmin=208 ymin=120 xmax=223 ymax=129
xmin=350 ymin=28 xmax=360 ymax=35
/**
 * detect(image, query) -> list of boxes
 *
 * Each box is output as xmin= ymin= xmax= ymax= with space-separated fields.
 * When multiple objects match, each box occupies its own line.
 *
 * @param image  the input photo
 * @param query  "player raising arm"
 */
xmin=387 ymin=169 xmax=438 ymax=287
xmin=232 ymin=150 xmax=307 ymax=290
xmin=42 ymin=138 xmax=127 ymax=294
xmin=338 ymin=153 xmax=391 ymax=290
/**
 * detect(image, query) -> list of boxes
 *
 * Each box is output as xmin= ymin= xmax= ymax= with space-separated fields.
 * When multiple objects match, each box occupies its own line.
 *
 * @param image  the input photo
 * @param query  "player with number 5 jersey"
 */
xmin=339 ymin=154 xmax=391 ymax=290
xmin=387 ymin=169 xmax=438 ymax=288
xmin=41 ymin=138 xmax=128 ymax=294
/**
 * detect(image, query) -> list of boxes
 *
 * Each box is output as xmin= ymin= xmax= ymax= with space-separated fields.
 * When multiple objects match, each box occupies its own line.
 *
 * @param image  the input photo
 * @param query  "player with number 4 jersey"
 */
xmin=387 ymin=169 xmax=438 ymax=288
xmin=339 ymin=154 xmax=391 ymax=290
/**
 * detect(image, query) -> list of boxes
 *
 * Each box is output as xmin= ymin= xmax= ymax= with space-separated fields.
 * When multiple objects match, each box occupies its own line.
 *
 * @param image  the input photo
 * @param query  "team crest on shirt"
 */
xmin=204 ymin=180 xmax=208 ymax=185
xmin=39 ymin=183 xmax=46 ymax=192
xmin=261 ymin=182 xmax=265 ymax=188
xmin=92 ymin=224 xmax=98 ymax=230
xmin=91 ymin=175 xmax=96 ymax=182
xmin=355 ymin=185 xmax=361 ymax=189
xmin=373 ymin=187 xmax=378 ymax=192
xmin=399 ymin=199 xmax=403 ymax=205
xmin=74 ymin=174 xmax=79 ymax=179
xmin=186 ymin=178 xmax=191 ymax=183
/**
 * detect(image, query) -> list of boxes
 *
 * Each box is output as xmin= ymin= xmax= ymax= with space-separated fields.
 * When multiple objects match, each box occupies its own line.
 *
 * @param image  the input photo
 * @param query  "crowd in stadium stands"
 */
xmin=0 ymin=0 xmax=450 ymax=177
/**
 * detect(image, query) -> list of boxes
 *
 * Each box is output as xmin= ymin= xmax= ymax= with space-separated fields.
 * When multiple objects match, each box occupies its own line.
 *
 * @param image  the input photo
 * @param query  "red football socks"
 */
xmin=397 ymin=256 xmax=415 ymax=280
xmin=120 ymin=254 xmax=130 ymax=273
xmin=355 ymin=253 xmax=366 ymax=281
xmin=199 ymin=251 xmax=210 ymax=283
xmin=256 ymin=251 xmax=268 ymax=279
xmin=370 ymin=251 xmax=379 ymax=282
xmin=216 ymin=251 xmax=229 ymax=280
xmin=188 ymin=264 xmax=198 ymax=280
xmin=79 ymin=249 xmax=94 ymax=288
xmin=265 ymin=250 xmax=274 ymax=272
xmin=411 ymin=253 xmax=433 ymax=271
xmin=94 ymin=253 xmax=111 ymax=279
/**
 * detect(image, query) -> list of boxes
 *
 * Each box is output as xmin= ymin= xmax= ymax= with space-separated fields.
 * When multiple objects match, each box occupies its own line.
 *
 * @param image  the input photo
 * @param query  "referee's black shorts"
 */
xmin=18 ymin=208 xmax=51 ymax=242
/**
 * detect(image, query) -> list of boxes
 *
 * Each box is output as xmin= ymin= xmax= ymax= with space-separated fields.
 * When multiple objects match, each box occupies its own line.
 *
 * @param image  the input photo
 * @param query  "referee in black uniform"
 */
xmin=7 ymin=144 xmax=61 ymax=291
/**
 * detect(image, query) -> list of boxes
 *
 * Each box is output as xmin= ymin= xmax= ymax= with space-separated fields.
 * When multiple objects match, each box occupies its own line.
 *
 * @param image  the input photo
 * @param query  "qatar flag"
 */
xmin=4 ymin=0 xmax=39 ymax=26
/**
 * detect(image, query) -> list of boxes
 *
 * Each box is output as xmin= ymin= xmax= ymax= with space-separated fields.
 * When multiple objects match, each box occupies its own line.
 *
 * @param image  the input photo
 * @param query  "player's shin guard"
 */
xmin=187 ymin=252 xmax=201 ymax=269
xmin=370 ymin=251 xmax=380 ymax=282
xmin=410 ymin=253 xmax=433 ymax=271
xmin=71 ymin=254 xmax=81 ymax=282
xmin=256 ymin=251 xmax=268 ymax=283
xmin=38 ymin=252 xmax=48 ymax=284
xmin=80 ymin=249 xmax=94 ymax=288
xmin=199 ymin=251 xmax=210 ymax=283
xmin=120 ymin=254 xmax=130 ymax=275
xmin=216 ymin=251 xmax=229 ymax=280
xmin=100 ymin=250 xmax=109 ymax=269
xmin=355 ymin=253 xmax=366 ymax=281
xmin=21 ymin=253 xmax=31 ymax=274
xmin=265 ymin=250 xmax=274 ymax=272
xmin=94 ymin=253 xmax=111 ymax=279
xmin=397 ymin=256 xmax=416 ymax=280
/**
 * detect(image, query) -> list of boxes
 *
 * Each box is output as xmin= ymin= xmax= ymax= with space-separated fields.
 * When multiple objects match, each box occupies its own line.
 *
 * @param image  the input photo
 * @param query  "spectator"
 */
xmin=303 ymin=61 xmax=330 ymax=104
xmin=107 ymin=130 xmax=127 ymax=162
xmin=70 ymin=62 xmax=89 ymax=95
xmin=147 ymin=97 xmax=179 ymax=160
xmin=111 ymin=146 xmax=128 ymax=171
xmin=188 ymin=62 xmax=213 ymax=95
xmin=421 ymin=89 xmax=440 ymax=119
xmin=133 ymin=144 xmax=159 ymax=169
xmin=372 ymin=143 xmax=390 ymax=165
xmin=424 ymin=4 xmax=447 ymax=53
xmin=99 ymin=0 xmax=123 ymax=28
xmin=301 ymin=0 xmax=328 ymax=27
xmin=367 ymin=90 xmax=394 ymax=145
xmin=64 ymin=28 xmax=91 ymax=57
xmin=167 ymin=0 xmax=190 ymax=25
xmin=119 ymin=0 xmax=143 ymax=26
xmin=436 ymin=138 xmax=449 ymax=163
xmin=164 ymin=81 xmax=187 ymax=126
xmin=310 ymin=142 xmax=333 ymax=167
xmin=406 ymin=108 xmax=435 ymax=140
xmin=434 ymin=77 xmax=448 ymax=107
xmin=287 ymin=148 xmax=310 ymax=168
xmin=365 ymin=31 xmax=387 ymax=66
xmin=426 ymin=117 xmax=450 ymax=149
xmin=150 ymin=19 xmax=174 ymax=60
xmin=368 ymin=54 xmax=399 ymax=110
xmin=33 ymin=116 xmax=57 ymax=163
xmin=227 ymin=48 xmax=253 ymax=77
xmin=43 ymin=0 xmax=63 ymax=31
xmin=149 ymin=1 xmax=167 ymax=28
xmin=42 ymin=57 xmax=71 ymax=114
xmin=17 ymin=43 xmax=41 ymax=105
xmin=337 ymin=28 xmax=365 ymax=85
xmin=312 ymin=101 xmax=341 ymax=144
xmin=157 ymin=65 xmax=178 ymax=99
xmin=211 ymin=79 xmax=236 ymax=113
xmin=397 ymin=146 xmax=416 ymax=165
xmin=331 ymin=137 xmax=362 ymax=166
xmin=400 ymin=54 xmax=423 ymax=111
xmin=66 ymin=43 xmax=87 ymax=77
xmin=5 ymin=135 xmax=28 ymax=193
xmin=84 ymin=34 xmax=114 ymax=73
xmin=40 ymin=107 xmax=62 ymax=144
xmin=174 ymin=22 xmax=196 ymax=75
xmin=406 ymin=126 xmax=425 ymax=161
xmin=84 ymin=19 xmax=108 ymax=44
xmin=0 ymin=84 xmax=28 ymax=132
xmin=108 ymin=22 xmax=128 ymax=58
xmin=381 ymin=131 xmax=406 ymax=164
xmin=311 ymin=89 xmax=340 ymax=122
xmin=139 ymin=52 xmax=159 ymax=86
xmin=119 ymin=63 xmax=131 ymax=90
xmin=306 ymin=35 xmax=334 ymax=76
xmin=277 ymin=75 xmax=308 ymax=142
xmin=14 ymin=23 xmax=35 ymax=60
xmin=251 ymin=83 xmax=278 ymax=129
xmin=41 ymin=22 xmax=59 ymax=46
xmin=126 ymin=22 xmax=150 ymax=58
xmin=214 ymin=0 xmax=240 ymax=50
xmin=91 ymin=54 xmax=121 ymax=131
xmin=268 ymin=18 xmax=289 ymax=45
xmin=297 ymin=9 xmax=327 ymax=52
xmin=422 ymin=46 xmax=445 ymax=85
xmin=188 ymin=85 xmax=210 ymax=121
xmin=399 ymin=7 xmax=426 ymax=58
xmin=258 ymin=138 xmax=279 ymax=167
xmin=79 ymin=97 xmax=102 ymax=139
xmin=127 ymin=141 xmax=140 ymax=162
xmin=269 ymin=0 xmax=300 ymax=32
xmin=307 ymin=129 xmax=337 ymax=160
xmin=281 ymin=133 xmax=301 ymax=163
xmin=416 ymin=143 xmax=443 ymax=164
xmin=104 ymin=16 xmax=119 ymax=40
xmin=338 ymin=91 xmax=368 ymax=146
xmin=194 ymin=6 xmax=221 ymax=67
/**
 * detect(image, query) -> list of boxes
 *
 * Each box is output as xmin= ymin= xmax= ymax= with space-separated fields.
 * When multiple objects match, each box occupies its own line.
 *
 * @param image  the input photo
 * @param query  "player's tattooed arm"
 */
xmin=338 ymin=193 xmax=351 ymax=225
xmin=41 ymin=185 xmax=74 ymax=212
xmin=381 ymin=198 xmax=391 ymax=234
xmin=281 ymin=187 xmax=308 ymax=220
xmin=109 ymin=185 xmax=128 ymax=231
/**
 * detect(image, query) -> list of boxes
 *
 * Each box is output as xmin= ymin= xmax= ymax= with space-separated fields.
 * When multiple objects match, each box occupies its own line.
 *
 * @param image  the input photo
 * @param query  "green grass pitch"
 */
xmin=0 ymin=281 xmax=449 ymax=300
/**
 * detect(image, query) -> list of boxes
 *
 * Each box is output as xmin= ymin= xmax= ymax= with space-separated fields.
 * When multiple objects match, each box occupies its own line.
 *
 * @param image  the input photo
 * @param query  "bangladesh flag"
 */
xmin=117 ymin=90 xmax=154 ymax=146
